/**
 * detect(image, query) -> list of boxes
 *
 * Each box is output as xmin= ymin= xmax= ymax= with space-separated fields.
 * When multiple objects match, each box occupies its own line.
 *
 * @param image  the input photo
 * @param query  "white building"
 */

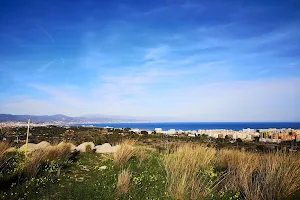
xmin=155 ymin=128 xmax=162 ymax=133
xmin=167 ymin=129 xmax=176 ymax=135
xmin=242 ymin=128 xmax=255 ymax=133
xmin=132 ymin=128 xmax=141 ymax=133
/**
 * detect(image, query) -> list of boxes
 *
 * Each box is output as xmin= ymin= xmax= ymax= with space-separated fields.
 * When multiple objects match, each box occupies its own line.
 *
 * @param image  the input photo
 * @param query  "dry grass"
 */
xmin=163 ymin=144 xmax=218 ymax=199
xmin=23 ymin=143 xmax=72 ymax=177
xmin=0 ymin=142 xmax=10 ymax=163
xmin=113 ymin=140 xmax=135 ymax=166
xmin=117 ymin=169 xmax=132 ymax=195
xmin=216 ymin=149 xmax=300 ymax=200
xmin=135 ymin=147 xmax=147 ymax=167
xmin=23 ymin=149 xmax=45 ymax=177
xmin=44 ymin=143 xmax=72 ymax=161
xmin=215 ymin=149 xmax=259 ymax=170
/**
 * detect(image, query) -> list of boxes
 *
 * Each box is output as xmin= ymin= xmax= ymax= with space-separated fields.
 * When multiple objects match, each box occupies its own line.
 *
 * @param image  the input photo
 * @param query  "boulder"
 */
xmin=95 ymin=143 xmax=113 ymax=153
xmin=76 ymin=142 xmax=95 ymax=152
xmin=36 ymin=141 xmax=51 ymax=149
xmin=111 ymin=145 xmax=121 ymax=153
xmin=58 ymin=142 xmax=76 ymax=152
xmin=19 ymin=143 xmax=38 ymax=153
xmin=95 ymin=143 xmax=120 ymax=153
xmin=5 ymin=147 xmax=16 ymax=152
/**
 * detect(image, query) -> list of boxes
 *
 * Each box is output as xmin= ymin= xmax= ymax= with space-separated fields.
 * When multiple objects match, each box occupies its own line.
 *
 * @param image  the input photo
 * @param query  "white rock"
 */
xmin=19 ymin=143 xmax=38 ymax=153
xmin=99 ymin=166 xmax=107 ymax=170
xmin=5 ymin=147 xmax=16 ymax=152
xmin=111 ymin=145 xmax=121 ymax=153
xmin=95 ymin=143 xmax=114 ymax=153
xmin=36 ymin=141 xmax=51 ymax=149
xmin=76 ymin=142 xmax=95 ymax=152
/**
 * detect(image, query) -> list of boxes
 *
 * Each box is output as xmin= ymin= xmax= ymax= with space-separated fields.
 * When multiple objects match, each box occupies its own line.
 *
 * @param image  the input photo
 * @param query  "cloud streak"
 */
xmin=36 ymin=24 xmax=55 ymax=43
xmin=38 ymin=60 xmax=56 ymax=72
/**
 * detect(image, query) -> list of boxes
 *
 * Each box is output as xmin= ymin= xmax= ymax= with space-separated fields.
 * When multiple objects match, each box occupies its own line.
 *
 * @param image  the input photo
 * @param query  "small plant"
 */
xmin=117 ymin=169 xmax=132 ymax=195
xmin=85 ymin=144 xmax=93 ymax=153
xmin=0 ymin=151 xmax=25 ymax=182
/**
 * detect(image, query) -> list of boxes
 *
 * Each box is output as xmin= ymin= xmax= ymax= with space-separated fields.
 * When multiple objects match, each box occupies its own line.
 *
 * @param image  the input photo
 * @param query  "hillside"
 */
xmin=0 ymin=114 xmax=141 ymax=124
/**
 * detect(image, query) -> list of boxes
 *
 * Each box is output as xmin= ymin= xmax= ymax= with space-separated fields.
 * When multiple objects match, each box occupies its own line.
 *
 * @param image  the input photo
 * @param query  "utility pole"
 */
xmin=25 ymin=119 xmax=30 ymax=155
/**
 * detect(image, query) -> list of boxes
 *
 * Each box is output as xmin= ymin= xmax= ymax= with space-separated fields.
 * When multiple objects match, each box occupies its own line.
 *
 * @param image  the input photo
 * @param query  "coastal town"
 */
xmin=126 ymin=127 xmax=300 ymax=143
xmin=1 ymin=122 xmax=299 ymax=145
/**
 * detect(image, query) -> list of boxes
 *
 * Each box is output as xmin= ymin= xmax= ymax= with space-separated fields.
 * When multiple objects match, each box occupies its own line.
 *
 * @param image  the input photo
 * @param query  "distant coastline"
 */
xmin=75 ymin=122 xmax=300 ymax=131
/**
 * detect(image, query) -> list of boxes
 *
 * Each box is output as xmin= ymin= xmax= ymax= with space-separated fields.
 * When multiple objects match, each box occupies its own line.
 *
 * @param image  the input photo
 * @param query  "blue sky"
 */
xmin=0 ymin=0 xmax=300 ymax=121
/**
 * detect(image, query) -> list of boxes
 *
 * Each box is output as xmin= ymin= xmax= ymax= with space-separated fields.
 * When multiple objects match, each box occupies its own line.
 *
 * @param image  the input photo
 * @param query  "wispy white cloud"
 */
xmin=36 ymin=24 xmax=55 ymax=43
xmin=144 ymin=46 xmax=170 ymax=61
xmin=255 ymin=68 xmax=271 ymax=76
xmin=38 ymin=59 xmax=56 ymax=72
xmin=27 ymin=84 xmax=83 ymax=106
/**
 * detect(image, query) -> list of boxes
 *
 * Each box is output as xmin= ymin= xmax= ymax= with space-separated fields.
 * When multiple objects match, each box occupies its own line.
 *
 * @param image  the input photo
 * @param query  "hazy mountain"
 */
xmin=0 ymin=114 xmax=143 ymax=124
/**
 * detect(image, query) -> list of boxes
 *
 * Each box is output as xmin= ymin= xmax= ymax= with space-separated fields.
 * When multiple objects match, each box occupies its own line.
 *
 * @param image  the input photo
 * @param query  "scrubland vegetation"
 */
xmin=0 ymin=141 xmax=74 ymax=199
xmin=0 ymin=140 xmax=299 ymax=200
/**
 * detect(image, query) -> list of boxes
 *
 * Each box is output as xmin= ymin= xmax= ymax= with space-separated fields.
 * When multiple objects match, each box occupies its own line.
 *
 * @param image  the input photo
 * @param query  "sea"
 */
xmin=76 ymin=122 xmax=300 ymax=131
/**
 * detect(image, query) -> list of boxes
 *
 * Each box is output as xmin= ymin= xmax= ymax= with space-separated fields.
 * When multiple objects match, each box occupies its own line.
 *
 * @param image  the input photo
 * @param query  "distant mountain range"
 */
xmin=0 ymin=114 xmax=143 ymax=124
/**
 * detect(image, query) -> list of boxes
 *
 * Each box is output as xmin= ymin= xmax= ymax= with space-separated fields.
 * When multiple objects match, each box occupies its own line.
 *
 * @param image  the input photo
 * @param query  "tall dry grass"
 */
xmin=23 ymin=143 xmax=73 ymax=177
xmin=216 ymin=149 xmax=300 ymax=200
xmin=113 ymin=140 xmax=135 ymax=166
xmin=135 ymin=147 xmax=147 ymax=167
xmin=0 ymin=142 xmax=10 ymax=163
xmin=117 ymin=169 xmax=132 ymax=195
xmin=163 ymin=144 xmax=220 ymax=199
xmin=23 ymin=149 xmax=44 ymax=177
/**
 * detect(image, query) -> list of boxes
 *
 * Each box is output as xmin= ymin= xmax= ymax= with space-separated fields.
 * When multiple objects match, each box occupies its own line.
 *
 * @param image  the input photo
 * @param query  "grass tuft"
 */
xmin=217 ymin=149 xmax=300 ymax=200
xmin=163 ymin=144 xmax=218 ymax=199
xmin=23 ymin=143 xmax=72 ymax=178
xmin=117 ymin=168 xmax=132 ymax=195
xmin=0 ymin=142 xmax=10 ymax=163
xmin=85 ymin=144 xmax=93 ymax=153
xmin=113 ymin=140 xmax=135 ymax=166
xmin=135 ymin=147 xmax=147 ymax=167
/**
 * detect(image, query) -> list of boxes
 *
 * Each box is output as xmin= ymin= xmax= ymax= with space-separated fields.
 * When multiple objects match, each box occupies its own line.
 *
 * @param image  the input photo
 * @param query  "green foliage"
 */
xmin=0 ymin=151 xmax=25 ymax=182
xmin=205 ymin=190 xmax=241 ymax=200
